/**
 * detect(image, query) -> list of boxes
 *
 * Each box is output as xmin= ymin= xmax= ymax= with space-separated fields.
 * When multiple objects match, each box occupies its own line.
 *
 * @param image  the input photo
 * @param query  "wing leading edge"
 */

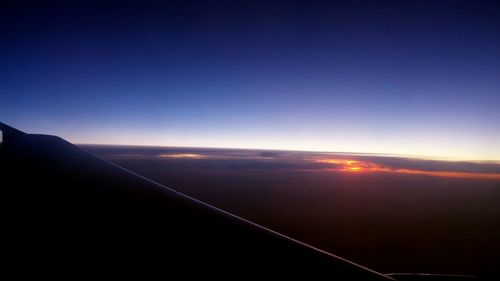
xmin=1 ymin=123 xmax=392 ymax=279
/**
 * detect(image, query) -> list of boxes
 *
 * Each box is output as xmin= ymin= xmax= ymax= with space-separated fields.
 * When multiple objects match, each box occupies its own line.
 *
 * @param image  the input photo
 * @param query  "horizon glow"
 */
xmin=315 ymin=159 xmax=500 ymax=180
xmin=87 ymin=146 xmax=500 ymax=180
xmin=2 ymin=1 xmax=500 ymax=161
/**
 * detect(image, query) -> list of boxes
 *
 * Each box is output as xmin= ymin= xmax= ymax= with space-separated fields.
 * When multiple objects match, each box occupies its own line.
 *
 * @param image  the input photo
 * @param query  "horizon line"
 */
xmin=75 ymin=142 xmax=500 ymax=164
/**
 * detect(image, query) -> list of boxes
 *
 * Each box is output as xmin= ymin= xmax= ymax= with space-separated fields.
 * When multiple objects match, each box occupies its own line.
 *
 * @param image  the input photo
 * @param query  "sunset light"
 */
xmin=314 ymin=158 xmax=500 ymax=180
xmin=3 ymin=0 xmax=500 ymax=278
xmin=343 ymin=161 xmax=364 ymax=172
xmin=315 ymin=159 xmax=381 ymax=173
xmin=158 ymin=153 xmax=204 ymax=159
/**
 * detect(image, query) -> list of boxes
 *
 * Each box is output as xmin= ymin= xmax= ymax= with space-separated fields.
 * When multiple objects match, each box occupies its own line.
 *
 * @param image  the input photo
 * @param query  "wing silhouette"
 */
xmin=2 ymin=123 xmax=486 ymax=280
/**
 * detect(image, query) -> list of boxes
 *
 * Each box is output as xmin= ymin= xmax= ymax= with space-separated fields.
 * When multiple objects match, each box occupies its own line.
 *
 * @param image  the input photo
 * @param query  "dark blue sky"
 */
xmin=2 ymin=0 xmax=500 ymax=160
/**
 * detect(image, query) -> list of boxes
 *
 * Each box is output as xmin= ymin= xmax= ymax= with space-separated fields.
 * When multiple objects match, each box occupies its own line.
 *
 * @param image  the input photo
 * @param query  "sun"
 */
xmin=314 ymin=158 xmax=377 ymax=172
xmin=342 ymin=160 xmax=364 ymax=172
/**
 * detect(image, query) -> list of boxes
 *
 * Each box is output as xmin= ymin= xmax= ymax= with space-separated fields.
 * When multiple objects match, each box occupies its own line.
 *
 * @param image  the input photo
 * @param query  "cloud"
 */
xmin=82 ymin=145 xmax=500 ymax=180
xmin=311 ymin=157 xmax=500 ymax=180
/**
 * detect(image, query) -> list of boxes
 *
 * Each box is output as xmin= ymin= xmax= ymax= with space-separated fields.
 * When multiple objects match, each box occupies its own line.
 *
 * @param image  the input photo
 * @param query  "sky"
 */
xmin=2 ymin=0 xmax=500 ymax=161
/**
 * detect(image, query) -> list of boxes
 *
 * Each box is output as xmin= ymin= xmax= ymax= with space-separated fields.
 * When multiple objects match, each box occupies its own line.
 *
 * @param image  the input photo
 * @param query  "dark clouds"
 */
xmin=82 ymin=145 xmax=500 ymax=176
xmin=81 ymin=144 xmax=500 ymax=276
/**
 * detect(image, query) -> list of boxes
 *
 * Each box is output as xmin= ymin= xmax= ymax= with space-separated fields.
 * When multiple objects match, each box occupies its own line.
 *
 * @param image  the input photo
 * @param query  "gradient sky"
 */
xmin=2 ymin=0 xmax=500 ymax=160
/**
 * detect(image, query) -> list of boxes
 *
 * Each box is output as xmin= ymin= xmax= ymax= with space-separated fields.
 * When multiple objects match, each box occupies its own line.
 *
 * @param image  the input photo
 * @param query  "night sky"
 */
xmin=2 ymin=0 xmax=500 ymax=160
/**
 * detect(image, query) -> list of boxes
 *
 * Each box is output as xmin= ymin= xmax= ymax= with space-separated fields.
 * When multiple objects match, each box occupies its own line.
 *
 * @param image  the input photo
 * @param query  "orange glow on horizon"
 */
xmin=346 ymin=166 xmax=362 ymax=172
xmin=158 ymin=153 xmax=204 ymax=159
xmin=316 ymin=159 xmax=383 ymax=173
xmin=315 ymin=159 xmax=500 ymax=180
xmin=343 ymin=161 xmax=364 ymax=172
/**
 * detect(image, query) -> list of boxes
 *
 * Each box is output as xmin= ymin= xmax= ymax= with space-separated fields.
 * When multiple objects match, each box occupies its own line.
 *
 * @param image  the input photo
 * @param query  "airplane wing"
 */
xmin=1 ymin=122 xmax=488 ymax=280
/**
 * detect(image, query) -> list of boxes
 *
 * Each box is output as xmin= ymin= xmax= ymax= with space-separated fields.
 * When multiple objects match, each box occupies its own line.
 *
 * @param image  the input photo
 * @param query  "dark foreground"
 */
xmin=2 ymin=121 xmax=499 ymax=279
xmin=1 ymin=123 xmax=392 ymax=280
xmin=84 ymin=145 xmax=500 ymax=277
